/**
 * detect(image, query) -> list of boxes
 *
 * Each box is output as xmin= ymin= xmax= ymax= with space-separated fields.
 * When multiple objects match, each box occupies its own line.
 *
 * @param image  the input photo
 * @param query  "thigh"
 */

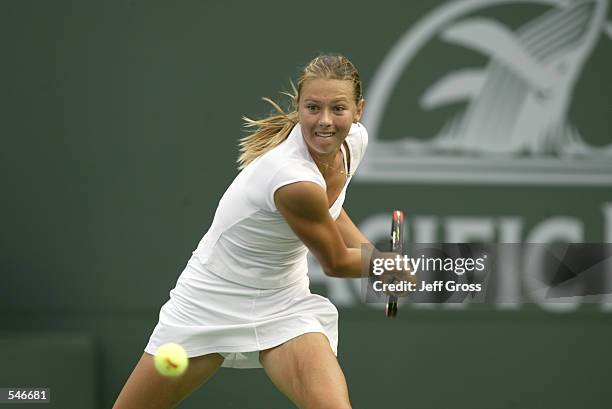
xmin=259 ymin=332 xmax=351 ymax=409
xmin=112 ymin=352 xmax=224 ymax=409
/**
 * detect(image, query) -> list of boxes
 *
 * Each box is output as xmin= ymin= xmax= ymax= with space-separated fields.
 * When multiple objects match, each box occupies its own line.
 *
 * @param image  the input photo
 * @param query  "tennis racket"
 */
xmin=386 ymin=210 xmax=404 ymax=318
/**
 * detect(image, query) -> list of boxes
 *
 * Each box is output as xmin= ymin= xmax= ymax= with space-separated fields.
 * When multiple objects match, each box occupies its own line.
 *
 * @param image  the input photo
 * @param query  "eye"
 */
xmin=306 ymin=104 xmax=319 ymax=113
xmin=334 ymin=106 xmax=347 ymax=112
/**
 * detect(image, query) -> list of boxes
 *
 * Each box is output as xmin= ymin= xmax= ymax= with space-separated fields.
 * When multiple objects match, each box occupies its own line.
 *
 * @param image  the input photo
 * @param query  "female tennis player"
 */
xmin=113 ymin=54 xmax=382 ymax=409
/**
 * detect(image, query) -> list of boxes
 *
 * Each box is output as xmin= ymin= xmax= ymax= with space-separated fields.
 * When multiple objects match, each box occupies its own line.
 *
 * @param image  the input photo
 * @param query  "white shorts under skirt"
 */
xmin=144 ymin=262 xmax=339 ymax=369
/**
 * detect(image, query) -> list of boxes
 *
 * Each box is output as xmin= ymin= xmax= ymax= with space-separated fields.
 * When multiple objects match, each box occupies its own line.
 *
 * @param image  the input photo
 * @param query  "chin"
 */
xmin=310 ymin=138 xmax=340 ymax=154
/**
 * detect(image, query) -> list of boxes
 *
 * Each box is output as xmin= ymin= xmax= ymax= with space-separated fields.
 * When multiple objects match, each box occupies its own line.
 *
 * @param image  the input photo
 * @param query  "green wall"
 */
xmin=2 ymin=1 xmax=611 ymax=408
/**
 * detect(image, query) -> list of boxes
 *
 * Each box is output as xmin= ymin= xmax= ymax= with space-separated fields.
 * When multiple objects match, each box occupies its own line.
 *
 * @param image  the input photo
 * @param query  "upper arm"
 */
xmin=274 ymin=182 xmax=351 ymax=276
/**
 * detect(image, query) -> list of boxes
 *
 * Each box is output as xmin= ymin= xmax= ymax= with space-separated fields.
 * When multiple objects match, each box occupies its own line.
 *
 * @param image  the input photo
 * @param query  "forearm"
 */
xmin=327 ymin=209 xmax=382 ymax=278
xmin=336 ymin=208 xmax=371 ymax=248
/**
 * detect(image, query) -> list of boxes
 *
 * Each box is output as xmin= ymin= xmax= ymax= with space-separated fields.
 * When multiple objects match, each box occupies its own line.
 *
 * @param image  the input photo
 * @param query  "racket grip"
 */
xmin=386 ymin=296 xmax=398 ymax=318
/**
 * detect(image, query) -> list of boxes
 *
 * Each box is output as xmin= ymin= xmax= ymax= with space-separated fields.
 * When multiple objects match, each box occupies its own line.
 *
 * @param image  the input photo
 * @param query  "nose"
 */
xmin=319 ymin=109 xmax=332 ymax=128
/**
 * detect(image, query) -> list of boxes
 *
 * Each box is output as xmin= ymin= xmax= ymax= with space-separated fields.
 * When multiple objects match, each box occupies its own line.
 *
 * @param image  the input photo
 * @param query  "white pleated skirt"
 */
xmin=144 ymin=261 xmax=339 ymax=369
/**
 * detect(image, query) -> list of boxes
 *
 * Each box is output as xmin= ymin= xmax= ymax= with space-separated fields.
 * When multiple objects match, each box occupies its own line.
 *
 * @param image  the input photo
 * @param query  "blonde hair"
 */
xmin=237 ymin=54 xmax=363 ymax=169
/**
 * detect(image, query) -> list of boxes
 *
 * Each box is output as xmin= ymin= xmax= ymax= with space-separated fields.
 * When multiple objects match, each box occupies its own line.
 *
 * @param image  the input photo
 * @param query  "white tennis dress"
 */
xmin=145 ymin=122 xmax=368 ymax=368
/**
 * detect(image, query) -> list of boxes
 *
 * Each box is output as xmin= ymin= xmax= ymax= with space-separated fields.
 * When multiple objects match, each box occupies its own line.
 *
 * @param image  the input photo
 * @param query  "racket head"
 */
xmin=386 ymin=210 xmax=404 ymax=318
xmin=391 ymin=210 xmax=404 ymax=253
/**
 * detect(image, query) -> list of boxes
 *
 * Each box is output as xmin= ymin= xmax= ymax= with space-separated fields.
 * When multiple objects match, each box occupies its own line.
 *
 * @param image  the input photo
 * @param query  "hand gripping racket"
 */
xmin=386 ymin=210 xmax=404 ymax=318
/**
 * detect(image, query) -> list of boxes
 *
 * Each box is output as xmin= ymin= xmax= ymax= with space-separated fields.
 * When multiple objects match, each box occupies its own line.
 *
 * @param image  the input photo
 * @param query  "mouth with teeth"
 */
xmin=315 ymin=131 xmax=335 ymax=137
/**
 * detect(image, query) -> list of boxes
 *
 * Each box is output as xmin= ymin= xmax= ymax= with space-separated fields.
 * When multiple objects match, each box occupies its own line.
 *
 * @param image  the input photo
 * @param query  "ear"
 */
xmin=353 ymin=99 xmax=365 ymax=123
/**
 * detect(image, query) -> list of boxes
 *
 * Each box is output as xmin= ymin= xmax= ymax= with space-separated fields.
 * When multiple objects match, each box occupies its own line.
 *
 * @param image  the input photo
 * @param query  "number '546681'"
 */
xmin=8 ymin=390 xmax=47 ymax=400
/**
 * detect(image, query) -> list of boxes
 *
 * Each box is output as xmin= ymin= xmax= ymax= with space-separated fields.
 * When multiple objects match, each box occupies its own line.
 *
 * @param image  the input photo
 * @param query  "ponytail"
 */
xmin=238 ymin=93 xmax=297 ymax=169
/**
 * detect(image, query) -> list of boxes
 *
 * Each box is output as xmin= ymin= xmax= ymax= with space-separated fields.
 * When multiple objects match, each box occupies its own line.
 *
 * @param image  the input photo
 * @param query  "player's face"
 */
xmin=297 ymin=78 xmax=364 ymax=158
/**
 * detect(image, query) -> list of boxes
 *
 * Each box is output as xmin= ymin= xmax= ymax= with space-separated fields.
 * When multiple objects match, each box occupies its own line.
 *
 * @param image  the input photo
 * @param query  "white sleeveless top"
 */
xmin=189 ymin=122 xmax=368 ymax=289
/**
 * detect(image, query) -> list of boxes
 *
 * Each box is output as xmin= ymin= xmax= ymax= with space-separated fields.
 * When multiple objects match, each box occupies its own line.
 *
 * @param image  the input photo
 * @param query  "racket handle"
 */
xmin=386 ymin=295 xmax=398 ymax=318
xmin=386 ymin=210 xmax=404 ymax=318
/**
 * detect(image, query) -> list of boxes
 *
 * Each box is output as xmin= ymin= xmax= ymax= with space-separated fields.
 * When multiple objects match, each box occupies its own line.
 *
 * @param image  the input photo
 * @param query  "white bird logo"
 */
xmin=359 ymin=0 xmax=612 ymax=184
xmin=421 ymin=0 xmax=612 ymax=156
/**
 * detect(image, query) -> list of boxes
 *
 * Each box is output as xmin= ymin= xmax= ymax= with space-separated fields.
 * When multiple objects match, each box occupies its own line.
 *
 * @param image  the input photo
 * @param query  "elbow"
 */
xmin=318 ymin=248 xmax=355 ymax=278
xmin=322 ymin=266 xmax=340 ymax=278
xmin=322 ymin=258 xmax=349 ymax=278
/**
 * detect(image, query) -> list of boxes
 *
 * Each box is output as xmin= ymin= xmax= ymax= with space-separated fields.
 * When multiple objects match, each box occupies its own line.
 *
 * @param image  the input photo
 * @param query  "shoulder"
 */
xmin=349 ymin=122 xmax=368 ymax=152
xmin=265 ymin=160 xmax=325 ymax=210
xmin=345 ymin=122 xmax=369 ymax=172
xmin=274 ymin=181 xmax=329 ymax=221
xmin=244 ymin=154 xmax=325 ymax=212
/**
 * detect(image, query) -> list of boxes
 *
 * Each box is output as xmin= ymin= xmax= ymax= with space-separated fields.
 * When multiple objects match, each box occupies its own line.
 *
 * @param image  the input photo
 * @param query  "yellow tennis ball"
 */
xmin=154 ymin=343 xmax=189 ymax=377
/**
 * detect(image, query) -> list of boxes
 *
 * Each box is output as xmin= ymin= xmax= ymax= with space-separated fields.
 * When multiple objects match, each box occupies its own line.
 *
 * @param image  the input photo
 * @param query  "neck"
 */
xmin=311 ymin=148 xmax=343 ymax=177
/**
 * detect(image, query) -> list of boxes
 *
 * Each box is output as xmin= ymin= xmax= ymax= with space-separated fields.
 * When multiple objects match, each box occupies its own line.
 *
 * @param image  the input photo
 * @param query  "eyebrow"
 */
xmin=303 ymin=98 xmax=350 ymax=103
